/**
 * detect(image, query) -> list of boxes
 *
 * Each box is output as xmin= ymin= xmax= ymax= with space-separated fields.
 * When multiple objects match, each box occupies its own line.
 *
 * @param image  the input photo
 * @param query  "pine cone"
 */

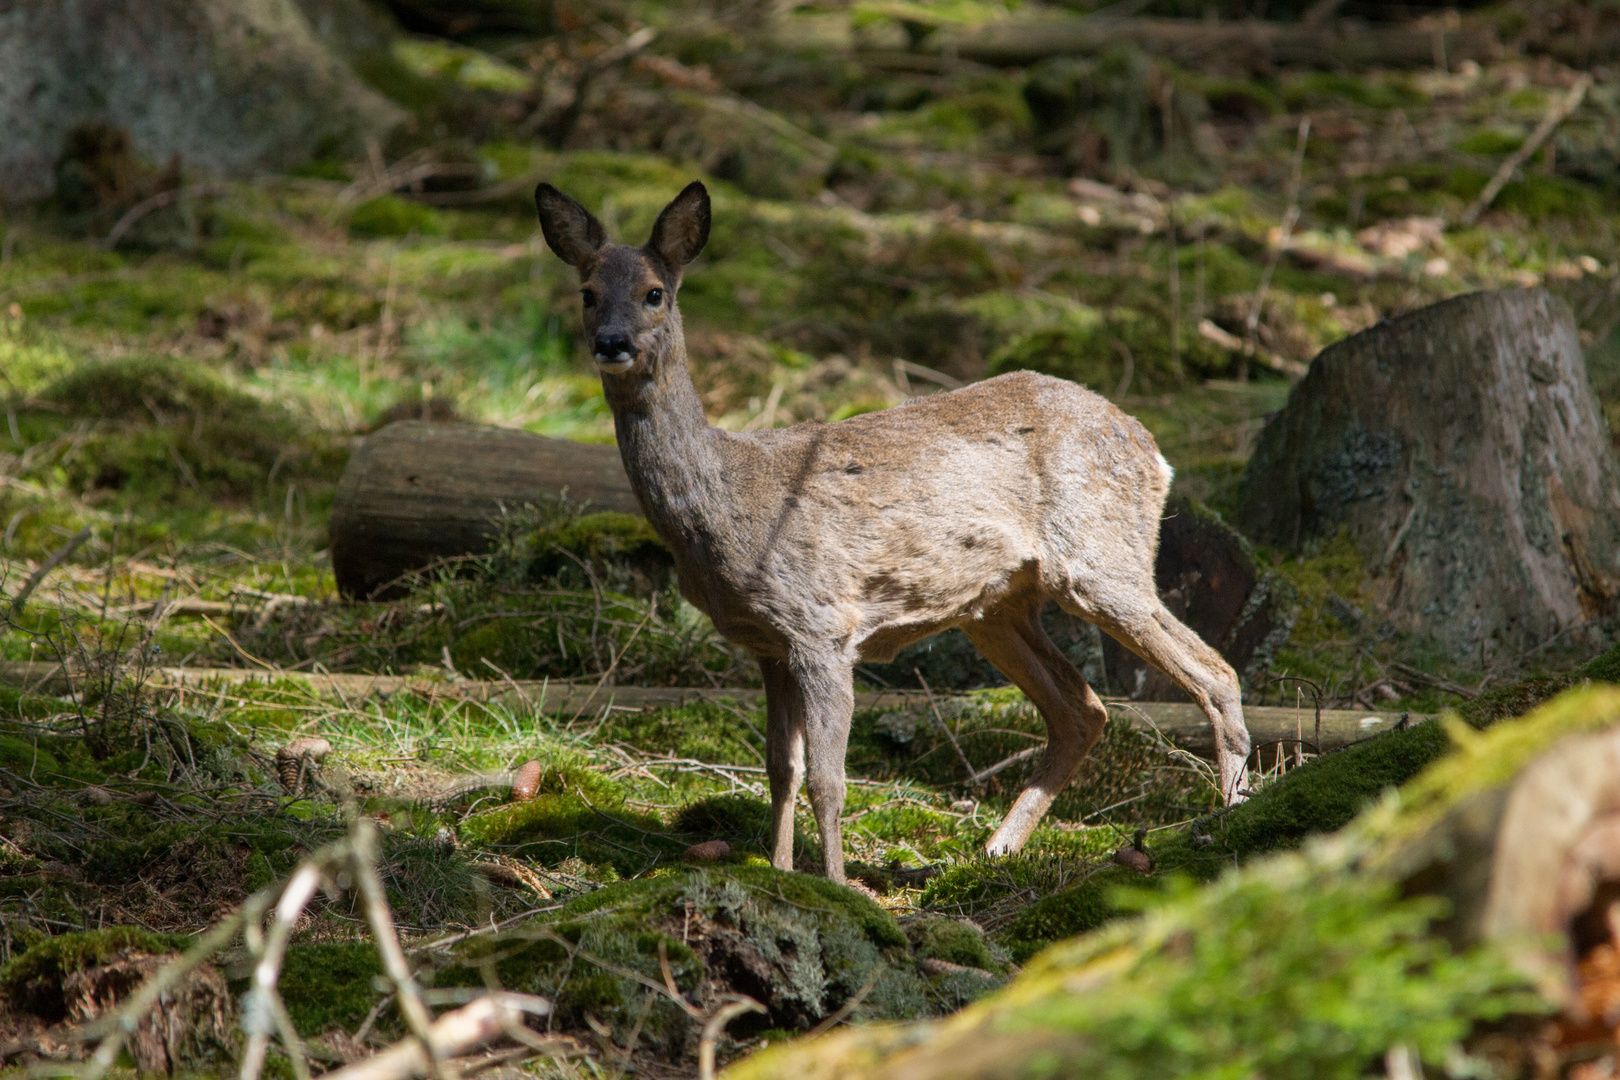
xmin=276 ymin=737 xmax=332 ymax=795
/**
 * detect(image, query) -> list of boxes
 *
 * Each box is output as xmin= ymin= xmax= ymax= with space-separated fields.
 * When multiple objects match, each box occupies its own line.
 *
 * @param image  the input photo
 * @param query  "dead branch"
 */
xmin=698 ymin=998 xmax=767 ymax=1080
xmin=316 ymin=995 xmax=553 ymax=1080
xmin=99 ymin=185 xmax=228 ymax=249
xmin=7 ymin=526 xmax=93 ymax=619
xmin=1461 ymin=75 xmax=1592 ymax=227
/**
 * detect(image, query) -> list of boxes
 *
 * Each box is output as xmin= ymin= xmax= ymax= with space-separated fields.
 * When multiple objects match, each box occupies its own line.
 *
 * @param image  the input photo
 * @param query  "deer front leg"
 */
xmin=792 ymin=653 xmax=855 ymax=883
xmin=760 ymin=656 xmax=807 ymax=873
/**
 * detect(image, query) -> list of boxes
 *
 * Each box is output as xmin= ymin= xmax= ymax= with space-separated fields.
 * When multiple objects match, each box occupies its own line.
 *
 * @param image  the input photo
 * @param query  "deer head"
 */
xmin=534 ymin=180 xmax=710 ymax=377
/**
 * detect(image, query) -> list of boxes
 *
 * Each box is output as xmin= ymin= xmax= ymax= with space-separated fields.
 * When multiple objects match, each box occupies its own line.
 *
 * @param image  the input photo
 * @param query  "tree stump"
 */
xmin=328 ymin=421 xmax=641 ymax=598
xmin=1237 ymin=288 xmax=1620 ymax=661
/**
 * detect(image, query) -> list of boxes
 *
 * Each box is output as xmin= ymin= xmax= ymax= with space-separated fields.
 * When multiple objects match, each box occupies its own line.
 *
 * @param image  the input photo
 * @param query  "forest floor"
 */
xmin=3 ymin=1 xmax=1620 ymax=1075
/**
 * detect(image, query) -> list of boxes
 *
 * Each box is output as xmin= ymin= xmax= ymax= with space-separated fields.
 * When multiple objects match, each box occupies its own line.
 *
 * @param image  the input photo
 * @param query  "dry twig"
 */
xmin=1461 ymin=75 xmax=1591 ymax=226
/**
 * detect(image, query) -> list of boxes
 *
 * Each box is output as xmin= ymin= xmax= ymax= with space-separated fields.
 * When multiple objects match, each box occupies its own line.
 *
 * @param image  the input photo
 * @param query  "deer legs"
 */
xmin=1088 ymin=594 xmax=1251 ymax=804
xmin=761 ymin=656 xmax=806 ymax=873
xmin=962 ymin=603 xmax=1109 ymax=856
xmin=760 ymin=653 xmax=854 ymax=883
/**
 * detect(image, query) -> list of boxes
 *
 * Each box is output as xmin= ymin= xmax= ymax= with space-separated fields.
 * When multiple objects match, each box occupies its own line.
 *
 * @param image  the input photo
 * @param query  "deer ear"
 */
xmin=648 ymin=181 xmax=710 ymax=271
xmin=535 ymin=183 xmax=608 ymax=268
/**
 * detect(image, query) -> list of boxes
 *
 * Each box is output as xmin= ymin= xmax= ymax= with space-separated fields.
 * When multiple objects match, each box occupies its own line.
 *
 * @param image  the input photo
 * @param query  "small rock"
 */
xmin=510 ymin=760 xmax=543 ymax=802
xmin=83 ymin=785 xmax=115 ymax=806
xmin=684 ymin=840 xmax=731 ymax=862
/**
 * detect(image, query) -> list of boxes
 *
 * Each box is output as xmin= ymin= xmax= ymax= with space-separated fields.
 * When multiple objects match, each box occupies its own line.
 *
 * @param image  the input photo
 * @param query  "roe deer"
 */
xmin=535 ymin=180 xmax=1251 ymax=884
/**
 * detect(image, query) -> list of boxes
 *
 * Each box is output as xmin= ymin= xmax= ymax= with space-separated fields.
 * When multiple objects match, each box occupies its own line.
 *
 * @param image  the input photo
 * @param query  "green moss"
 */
xmin=995 ymin=866 xmax=1138 ymax=963
xmin=458 ymin=790 xmax=681 ymax=876
xmin=523 ymin=511 xmax=673 ymax=593
xmin=1456 ymin=129 xmax=1525 ymax=156
xmin=598 ymin=701 xmax=765 ymax=769
xmin=905 ymin=915 xmax=1007 ymax=975
xmin=0 ymin=735 xmax=60 ymax=775
xmin=272 ymin=942 xmax=387 ymax=1037
xmin=1198 ymin=721 xmax=1453 ymax=863
xmin=0 ymin=927 xmax=191 ymax=1021
xmin=349 ymin=195 xmax=445 ymax=239
xmin=26 ymin=355 xmax=334 ymax=504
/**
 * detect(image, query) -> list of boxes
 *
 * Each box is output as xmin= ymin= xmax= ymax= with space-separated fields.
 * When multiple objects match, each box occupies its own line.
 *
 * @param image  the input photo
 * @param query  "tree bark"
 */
xmin=328 ymin=421 xmax=641 ymax=598
xmin=1237 ymin=288 xmax=1620 ymax=662
xmin=0 ymin=0 xmax=403 ymax=203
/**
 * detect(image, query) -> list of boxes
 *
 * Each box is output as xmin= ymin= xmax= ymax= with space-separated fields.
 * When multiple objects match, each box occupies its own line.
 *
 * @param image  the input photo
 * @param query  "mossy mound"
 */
xmin=1457 ymin=642 xmax=1620 ymax=728
xmin=727 ymin=690 xmax=1620 ymax=1080
xmin=0 ymin=927 xmax=191 ymax=1022
xmin=672 ymin=795 xmax=775 ymax=853
xmin=599 ymin=701 xmax=768 ymax=774
xmin=523 ymin=511 xmax=674 ymax=595
xmin=431 ymin=864 xmax=951 ymax=1058
xmin=983 ymin=720 xmax=1454 ymax=961
xmin=349 ymin=195 xmax=446 ymax=238
xmin=458 ymin=764 xmax=684 ymax=876
xmin=27 ymin=355 xmax=338 ymax=502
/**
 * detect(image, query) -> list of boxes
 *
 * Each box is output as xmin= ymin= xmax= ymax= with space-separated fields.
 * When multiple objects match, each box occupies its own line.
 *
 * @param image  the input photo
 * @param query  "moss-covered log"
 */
xmin=724 ymin=687 xmax=1620 ymax=1078
xmin=328 ymin=421 xmax=644 ymax=598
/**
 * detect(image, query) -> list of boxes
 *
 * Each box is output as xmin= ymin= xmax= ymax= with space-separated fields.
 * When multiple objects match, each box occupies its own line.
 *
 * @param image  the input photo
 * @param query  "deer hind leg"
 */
xmin=1082 ymin=591 xmax=1251 ymax=805
xmin=961 ymin=602 xmax=1109 ymax=856
xmin=760 ymin=656 xmax=807 ymax=873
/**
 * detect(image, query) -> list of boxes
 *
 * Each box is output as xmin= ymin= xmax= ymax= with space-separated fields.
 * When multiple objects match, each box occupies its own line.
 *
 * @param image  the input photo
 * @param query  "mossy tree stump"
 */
xmin=1237 ymin=288 xmax=1620 ymax=662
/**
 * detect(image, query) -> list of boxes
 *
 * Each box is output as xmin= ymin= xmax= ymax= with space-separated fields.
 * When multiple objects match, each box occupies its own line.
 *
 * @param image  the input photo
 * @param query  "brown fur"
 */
xmin=536 ymin=181 xmax=1252 ymax=883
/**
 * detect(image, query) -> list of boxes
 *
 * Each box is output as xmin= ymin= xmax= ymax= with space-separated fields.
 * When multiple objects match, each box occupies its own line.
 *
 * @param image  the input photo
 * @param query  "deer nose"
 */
xmin=593 ymin=332 xmax=635 ymax=361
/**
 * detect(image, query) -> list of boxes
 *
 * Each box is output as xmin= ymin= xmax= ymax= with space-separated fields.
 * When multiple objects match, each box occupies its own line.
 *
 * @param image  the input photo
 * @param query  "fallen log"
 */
xmin=328 ymin=421 xmax=641 ymax=598
xmin=891 ymin=15 xmax=1504 ymax=73
xmin=0 ymin=660 xmax=1417 ymax=760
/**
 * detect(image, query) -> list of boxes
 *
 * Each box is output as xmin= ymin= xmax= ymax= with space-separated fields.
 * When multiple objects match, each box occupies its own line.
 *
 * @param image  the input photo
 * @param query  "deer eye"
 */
xmin=581 ymin=289 xmax=597 ymax=309
xmin=645 ymin=288 xmax=663 ymax=306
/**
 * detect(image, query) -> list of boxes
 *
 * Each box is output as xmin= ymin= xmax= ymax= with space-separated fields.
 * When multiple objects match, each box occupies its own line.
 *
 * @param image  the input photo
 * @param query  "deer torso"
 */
xmin=614 ymin=367 xmax=1168 ymax=663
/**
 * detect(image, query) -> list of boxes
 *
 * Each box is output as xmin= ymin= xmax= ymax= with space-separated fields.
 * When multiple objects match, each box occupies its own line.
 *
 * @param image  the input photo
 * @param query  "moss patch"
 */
xmin=272 ymin=942 xmax=389 ymax=1037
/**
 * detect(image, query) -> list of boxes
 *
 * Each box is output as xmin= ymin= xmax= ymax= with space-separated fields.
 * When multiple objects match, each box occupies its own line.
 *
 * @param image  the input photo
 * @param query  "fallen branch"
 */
xmin=969 ymin=745 xmax=1044 ymax=786
xmin=318 ymin=995 xmax=553 ymax=1080
xmin=1197 ymin=319 xmax=1308 ymax=377
xmin=698 ymin=998 xmax=768 ymax=1080
xmin=7 ymin=525 xmax=93 ymax=619
xmin=1461 ymin=75 xmax=1591 ymax=227
xmin=99 ymin=185 xmax=227 ymax=249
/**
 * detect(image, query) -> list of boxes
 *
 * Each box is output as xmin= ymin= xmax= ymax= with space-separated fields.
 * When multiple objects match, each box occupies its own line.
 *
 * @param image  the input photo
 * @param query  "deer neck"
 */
xmin=604 ymin=313 xmax=728 ymax=545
